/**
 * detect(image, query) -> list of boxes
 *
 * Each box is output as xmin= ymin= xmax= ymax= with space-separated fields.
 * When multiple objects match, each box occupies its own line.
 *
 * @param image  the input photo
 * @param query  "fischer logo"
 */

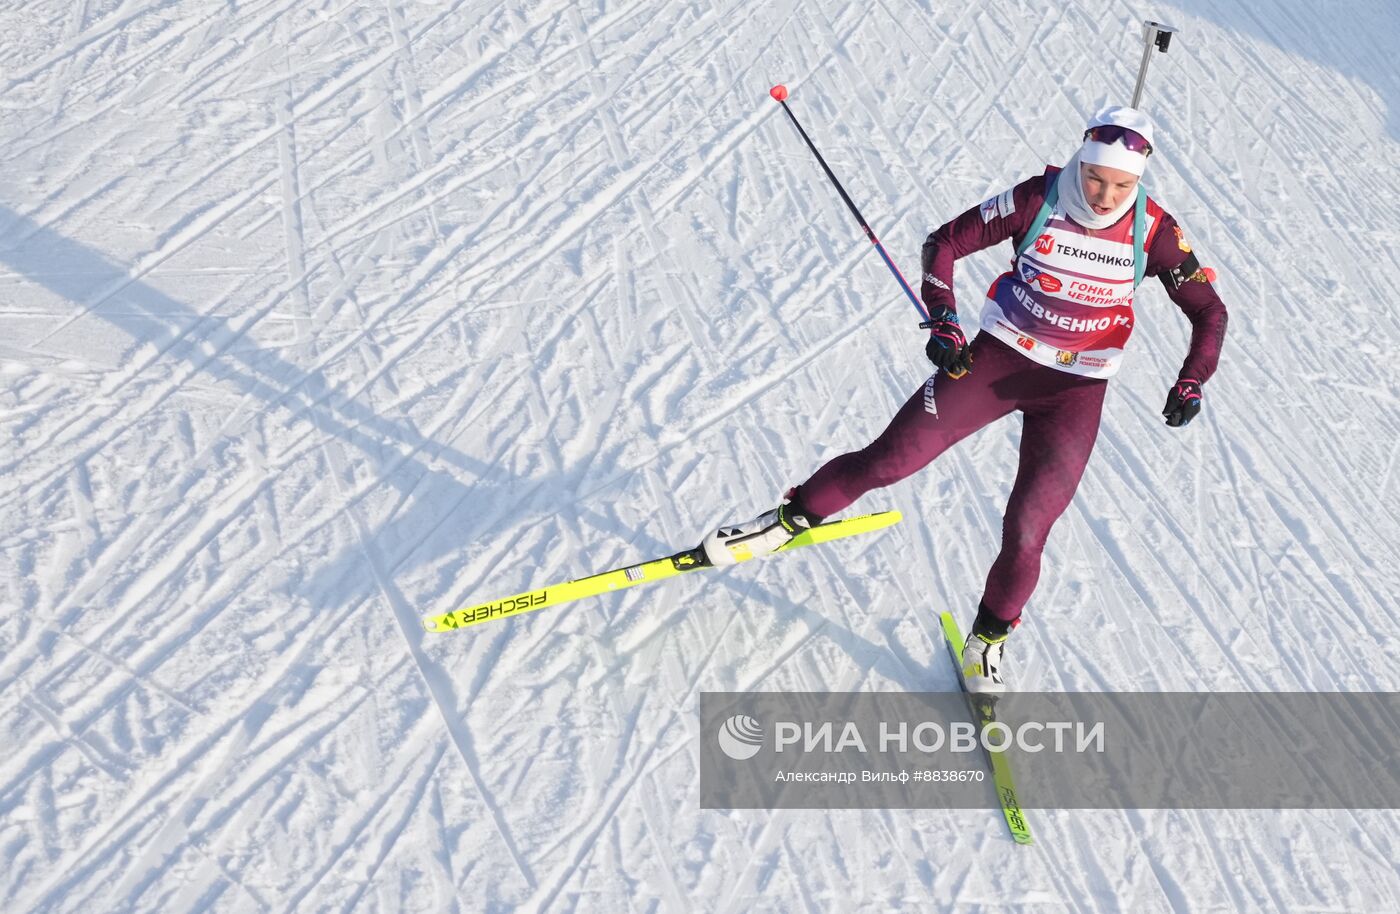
xmin=1034 ymin=234 xmax=1054 ymax=255
xmin=1001 ymin=786 xmax=1028 ymax=833
xmin=1058 ymin=243 xmax=1134 ymax=267
xmin=458 ymin=591 xmax=547 ymax=624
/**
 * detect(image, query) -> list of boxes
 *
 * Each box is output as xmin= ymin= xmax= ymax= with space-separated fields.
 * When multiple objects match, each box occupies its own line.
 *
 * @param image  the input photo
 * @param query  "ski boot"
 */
xmin=960 ymin=604 xmax=1019 ymax=695
xmin=700 ymin=490 xmax=824 ymax=566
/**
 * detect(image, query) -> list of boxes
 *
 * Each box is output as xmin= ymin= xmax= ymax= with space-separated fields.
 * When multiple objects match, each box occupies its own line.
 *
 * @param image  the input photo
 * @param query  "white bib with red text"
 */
xmin=980 ymin=204 xmax=1159 ymax=378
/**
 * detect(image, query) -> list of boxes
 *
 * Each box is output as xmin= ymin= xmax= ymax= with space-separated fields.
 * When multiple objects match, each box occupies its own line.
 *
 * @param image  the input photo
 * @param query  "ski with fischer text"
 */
xmin=940 ymin=611 xmax=1034 ymax=845
xmin=423 ymin=511 xmax=902 ymax=633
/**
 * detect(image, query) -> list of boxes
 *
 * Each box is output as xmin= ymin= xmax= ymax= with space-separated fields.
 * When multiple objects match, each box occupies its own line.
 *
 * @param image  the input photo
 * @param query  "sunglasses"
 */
xmin=1083 ymin=125 xmax=1153 ymax=157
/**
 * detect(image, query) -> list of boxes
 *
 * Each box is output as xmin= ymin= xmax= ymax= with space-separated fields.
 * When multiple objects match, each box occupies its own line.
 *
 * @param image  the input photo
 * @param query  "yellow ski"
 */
xmin=940 ymin=611 xmax=1034 ymax=846
xmin=423 ymin=510 xmax=901 ymax=633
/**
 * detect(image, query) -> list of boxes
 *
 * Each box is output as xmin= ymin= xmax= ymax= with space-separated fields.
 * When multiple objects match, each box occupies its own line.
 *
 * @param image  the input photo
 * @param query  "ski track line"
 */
xmin=2 ymin=0 xmax=287 ymax=103
xmin=1078 ymin=427 xmax=1265 ymax=688
xmin=12 ymin=598 xmax=380 ymax=912
xmin=52 ymin=628 xmax=204 ymax=718
xmin=279 ymin=0 xmax=667 ymax=254
xmin=13 ymin=0 xmax=767 ymax=517
xmin=6 ymin=306 xmax=505 ymax=663
xmin=275 ymin=737 xmax=446 ymax=914
xmin=440 ymin=28 xmax=787 ymax=304
xmin=0 ymin=251 xmax=295 ymax=504
xmin=382 ymin=0 xmax=444 ymax=244
xmin=1 ymin=462 xmax=270 ymax=719
xmin=260 ymin=78 xmax=812 ymax=559
xmin=273 ymin=93 xmax=528 ymax=892
xmin=6 ymin=406 xmax=448 ymax=812
xmin=98 ymin=682 xmax=395 ymax=913
xmin=632 ymin=775 xmax=692 ymax=913
xmin=571 ymin=298 xmax=890 ymax=508
xmin=227 ymin=0 xmax=588 ymax=243
xmin=308 ymin=421 xmax=537 ymax=891
xmin=330 ymin=743 xmax=450 ymax=914
xmin=517 ymin=573 xmax=743 ymax=913
xmin=425 ymin=776 xmax=467 ymax=914
xmin=14 ymin=18 xmax=505 ymax=462
xmin=17 ymin=692 xmax=128 ymax=784
xmin=39 ymin=0 xmax=95 ymax=120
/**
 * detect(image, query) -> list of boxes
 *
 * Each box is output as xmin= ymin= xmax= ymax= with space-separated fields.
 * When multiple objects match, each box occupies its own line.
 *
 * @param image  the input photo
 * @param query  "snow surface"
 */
xmin=3 ymin=0 xmax=1400 ymax=910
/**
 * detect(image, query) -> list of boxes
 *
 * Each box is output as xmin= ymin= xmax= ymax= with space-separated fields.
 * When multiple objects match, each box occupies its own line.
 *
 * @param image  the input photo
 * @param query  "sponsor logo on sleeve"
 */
xmin=997 ymin=188 xmax=1015 ymax=218
xmin=1173 ymin=225 xmax=1193 ymax=253
xmin=980 ymin=188 xmax=1016 ymax=223
xmin=922 ymin=272 xmax=950 ymax=290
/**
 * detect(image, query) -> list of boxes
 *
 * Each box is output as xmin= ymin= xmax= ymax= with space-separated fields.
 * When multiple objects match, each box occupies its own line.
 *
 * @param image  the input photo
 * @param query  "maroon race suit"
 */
xmin=796 ymin=168 xmax=1228 ymax=623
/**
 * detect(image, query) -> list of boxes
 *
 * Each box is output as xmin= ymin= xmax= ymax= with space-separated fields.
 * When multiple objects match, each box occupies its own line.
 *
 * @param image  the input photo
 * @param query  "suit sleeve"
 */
xmin=1146 ymin=211 xmax=1229 ymax=383
xmin=920 ymin=174 xmax=1046 ymax=315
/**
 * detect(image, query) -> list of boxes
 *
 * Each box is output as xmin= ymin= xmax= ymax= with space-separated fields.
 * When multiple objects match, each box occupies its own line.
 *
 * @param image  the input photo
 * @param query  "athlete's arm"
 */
xmin=1146 ymin=212 xmax=1228 ymax=384
xmin=920 ymin=173 xmax=1046 ymax=316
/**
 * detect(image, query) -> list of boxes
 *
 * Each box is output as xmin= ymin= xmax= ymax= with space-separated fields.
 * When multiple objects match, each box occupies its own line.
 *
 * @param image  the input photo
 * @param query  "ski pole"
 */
xmin=768 ymin=85 xmax=927 ymax=323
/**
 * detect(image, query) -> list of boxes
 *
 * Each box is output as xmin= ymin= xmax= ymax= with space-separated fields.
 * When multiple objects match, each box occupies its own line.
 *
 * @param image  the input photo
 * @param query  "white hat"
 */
xmin=1079 ymin=105 xmax=1155 ymax=176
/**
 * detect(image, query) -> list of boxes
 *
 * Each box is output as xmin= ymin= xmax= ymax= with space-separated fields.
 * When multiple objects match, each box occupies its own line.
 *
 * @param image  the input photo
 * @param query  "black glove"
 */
xmin=921 ymin=308 xmax=972 ymax=377
xmin=1162 ymin=378 xmax=1203 ymax=427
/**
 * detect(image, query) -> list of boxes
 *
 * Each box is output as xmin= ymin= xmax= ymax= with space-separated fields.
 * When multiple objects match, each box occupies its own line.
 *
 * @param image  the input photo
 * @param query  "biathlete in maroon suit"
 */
xmin=701 ymin=106 xmax=1228 ymax=693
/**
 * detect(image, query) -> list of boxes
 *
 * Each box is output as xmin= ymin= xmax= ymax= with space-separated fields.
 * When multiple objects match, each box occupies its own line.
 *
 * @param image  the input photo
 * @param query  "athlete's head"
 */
xmin=1078 ymin=106 xmax=1154 ymax=216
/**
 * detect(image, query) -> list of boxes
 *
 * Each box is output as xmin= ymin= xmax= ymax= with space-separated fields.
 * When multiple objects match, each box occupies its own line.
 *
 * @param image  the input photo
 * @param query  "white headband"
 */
xmin=1080 ymin=139 xmax=1147 ymax=176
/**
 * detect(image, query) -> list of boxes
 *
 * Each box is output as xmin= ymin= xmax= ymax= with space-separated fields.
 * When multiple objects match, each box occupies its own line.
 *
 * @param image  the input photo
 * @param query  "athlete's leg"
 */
xmin=796 ymin=335 xmax=1023 ymax=518
xmin=980 ymin=376 xmax=1109 ymax=623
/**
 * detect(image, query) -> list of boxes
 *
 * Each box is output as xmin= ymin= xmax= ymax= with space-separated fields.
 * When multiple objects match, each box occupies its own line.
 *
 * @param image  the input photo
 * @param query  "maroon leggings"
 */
xmin=797 ymin=334 xmax=1108 ymax=622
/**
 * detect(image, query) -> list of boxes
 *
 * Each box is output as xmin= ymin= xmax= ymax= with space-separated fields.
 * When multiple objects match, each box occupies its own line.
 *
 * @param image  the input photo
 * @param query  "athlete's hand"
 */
xmin=922 ymin=308 xmax=972 ymax=377
xmin=1162 ymin=378 xmax=1203 ymax=427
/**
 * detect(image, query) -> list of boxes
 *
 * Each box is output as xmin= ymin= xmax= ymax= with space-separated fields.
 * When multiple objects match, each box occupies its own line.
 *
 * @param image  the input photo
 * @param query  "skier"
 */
xmin=701 ymin=106 xmax=1227 ymax=693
